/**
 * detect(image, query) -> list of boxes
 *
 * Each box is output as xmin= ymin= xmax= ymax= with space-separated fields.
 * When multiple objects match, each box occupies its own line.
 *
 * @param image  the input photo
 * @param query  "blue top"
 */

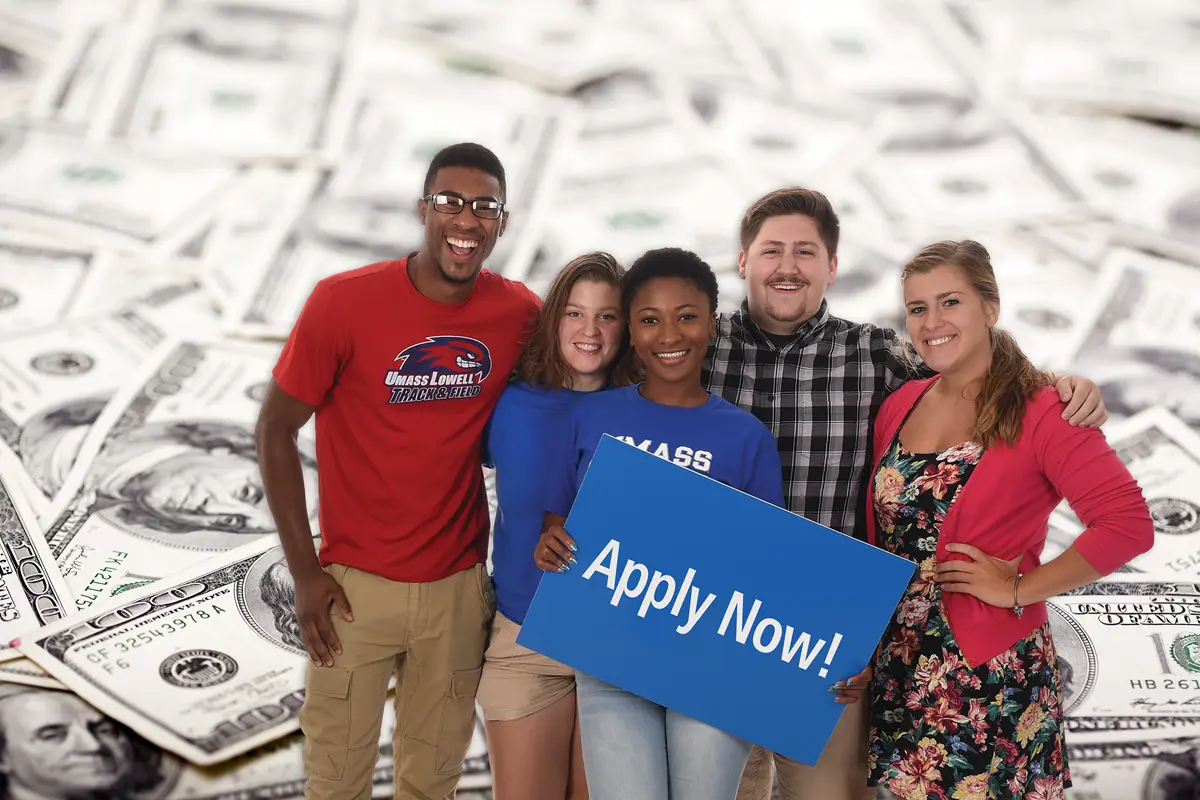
xmin=546 ymin=384 xmax=786 ymax=519
xmin=484 ymin=379 xmax=599 ymax=625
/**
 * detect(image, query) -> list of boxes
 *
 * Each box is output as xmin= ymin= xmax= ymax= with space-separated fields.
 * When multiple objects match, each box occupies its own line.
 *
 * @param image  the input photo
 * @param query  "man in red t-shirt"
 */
xmin=255 ymin=142 xmax=540 ymax=800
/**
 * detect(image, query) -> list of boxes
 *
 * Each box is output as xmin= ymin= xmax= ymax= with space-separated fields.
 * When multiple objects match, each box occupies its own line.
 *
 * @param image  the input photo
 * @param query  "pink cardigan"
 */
xmin=865 ymin=377 xmax=1154 ymax=667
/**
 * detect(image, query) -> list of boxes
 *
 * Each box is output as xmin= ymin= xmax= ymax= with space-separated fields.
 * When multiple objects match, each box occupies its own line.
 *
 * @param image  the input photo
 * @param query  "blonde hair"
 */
xmin=902 ymin=240 xmax=1053 ymax=448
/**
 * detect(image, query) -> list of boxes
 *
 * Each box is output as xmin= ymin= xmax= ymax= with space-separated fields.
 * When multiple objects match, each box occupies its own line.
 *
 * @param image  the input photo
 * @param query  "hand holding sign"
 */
xmin=519 ymin=436 xmax=916 ymax=765
xmin=831 ymin=664 xmax=872 ymax=704
xmin=534 ymin=519 xmax=576 ymax=572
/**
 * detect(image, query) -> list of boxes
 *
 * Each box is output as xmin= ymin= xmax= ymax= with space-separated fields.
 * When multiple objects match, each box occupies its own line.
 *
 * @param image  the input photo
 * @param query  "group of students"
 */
xmin=254 ymin=141 xmax=1155 ymax=800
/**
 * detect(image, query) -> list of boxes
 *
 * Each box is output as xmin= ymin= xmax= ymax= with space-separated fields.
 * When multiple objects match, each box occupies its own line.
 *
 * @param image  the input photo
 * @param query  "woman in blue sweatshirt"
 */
xmin=535 ymin=248 xmax=785 ymax=800
xmin=479 ymin=251 xmax=639 ymax=800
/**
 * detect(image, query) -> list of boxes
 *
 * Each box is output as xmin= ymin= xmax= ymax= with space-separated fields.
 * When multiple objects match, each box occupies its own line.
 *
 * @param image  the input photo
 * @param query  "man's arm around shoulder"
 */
xmin=255 ymin=380 xmax=351 ymax=668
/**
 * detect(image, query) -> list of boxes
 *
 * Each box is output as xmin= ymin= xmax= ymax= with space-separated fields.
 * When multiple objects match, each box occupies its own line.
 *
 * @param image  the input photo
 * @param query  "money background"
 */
xmin=0 ymin=0 xmax=1199 ymax=797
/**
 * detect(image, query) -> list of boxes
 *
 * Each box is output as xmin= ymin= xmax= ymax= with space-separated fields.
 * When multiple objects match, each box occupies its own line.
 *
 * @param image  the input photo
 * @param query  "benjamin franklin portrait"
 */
xmin=0 ymin=685 xmax=178 ymax=800
xmin=17 ymin=396 xmax=108 ymax=499
xmin=83 ymin=419 xmax=318 ymax=551
xmin=240 ymin=545 xmax=307 ymax=655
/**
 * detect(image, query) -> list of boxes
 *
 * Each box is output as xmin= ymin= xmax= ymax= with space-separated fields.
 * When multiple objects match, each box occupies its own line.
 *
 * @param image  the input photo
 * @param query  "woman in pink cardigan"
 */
xmin=839 ymin=240 xmax=1154 ymax=800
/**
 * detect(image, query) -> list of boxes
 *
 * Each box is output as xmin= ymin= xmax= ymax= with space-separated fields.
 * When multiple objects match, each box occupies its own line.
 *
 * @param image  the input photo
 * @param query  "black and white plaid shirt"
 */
xmin=702 ymin=299 xmax=925 ymax=542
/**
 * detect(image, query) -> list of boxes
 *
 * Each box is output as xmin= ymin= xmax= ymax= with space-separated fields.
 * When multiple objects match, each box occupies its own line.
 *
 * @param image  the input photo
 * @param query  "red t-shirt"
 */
xmin=272 ymin=256 xmax=540 ymax=583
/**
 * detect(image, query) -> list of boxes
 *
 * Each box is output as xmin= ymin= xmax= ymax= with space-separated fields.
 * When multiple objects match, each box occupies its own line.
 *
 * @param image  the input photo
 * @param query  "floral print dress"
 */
xmin=867 ymin=435 xmax=1071 ymax=800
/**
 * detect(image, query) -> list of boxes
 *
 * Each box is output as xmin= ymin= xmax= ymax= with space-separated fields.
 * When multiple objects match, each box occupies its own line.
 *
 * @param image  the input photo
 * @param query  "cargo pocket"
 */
xmin=435 ymin=667 xmax=483 ymax=775
xmin=300 ymin=666 xmax=352 ymax=780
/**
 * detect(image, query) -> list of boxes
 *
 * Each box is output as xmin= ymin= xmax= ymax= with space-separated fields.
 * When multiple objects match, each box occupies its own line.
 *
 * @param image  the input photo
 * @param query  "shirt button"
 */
xmin=768 ymin=394 xmax=776 ymax=402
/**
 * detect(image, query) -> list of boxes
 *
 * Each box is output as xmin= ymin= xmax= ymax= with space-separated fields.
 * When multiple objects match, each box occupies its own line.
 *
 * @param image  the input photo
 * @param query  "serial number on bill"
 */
xmin=85 ymin=604 xmax=228 ymax=669
xmin=1130 ymin=678 xmax=1200 ymax=690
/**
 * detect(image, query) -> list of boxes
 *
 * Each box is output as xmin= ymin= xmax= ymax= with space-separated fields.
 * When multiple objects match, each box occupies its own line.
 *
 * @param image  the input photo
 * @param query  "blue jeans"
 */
xmin=575 ymin=672 xmax=752 ymax=800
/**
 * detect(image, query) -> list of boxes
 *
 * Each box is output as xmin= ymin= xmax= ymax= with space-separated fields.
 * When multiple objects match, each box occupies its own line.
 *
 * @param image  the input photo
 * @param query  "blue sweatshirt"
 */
xmin=546 ymin=384 xmax=786 ymax=520
xmin=484 ymin=379 xmax=600 ymax=625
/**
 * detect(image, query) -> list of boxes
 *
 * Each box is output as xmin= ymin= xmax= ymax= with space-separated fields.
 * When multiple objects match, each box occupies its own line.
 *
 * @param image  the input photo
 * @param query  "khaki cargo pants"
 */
xmin=300 ymin=562 xmax=494 ymax=800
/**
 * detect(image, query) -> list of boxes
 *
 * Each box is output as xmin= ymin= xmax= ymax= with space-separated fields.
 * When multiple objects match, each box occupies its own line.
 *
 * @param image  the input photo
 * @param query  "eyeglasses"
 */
xmin=422 ymin=193 xmax=505 ymax=220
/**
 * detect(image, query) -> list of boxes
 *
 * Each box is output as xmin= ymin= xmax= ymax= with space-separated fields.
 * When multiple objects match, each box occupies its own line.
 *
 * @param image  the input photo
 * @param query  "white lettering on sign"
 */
xmin=580 ymin=539 xmax=844 ymax=675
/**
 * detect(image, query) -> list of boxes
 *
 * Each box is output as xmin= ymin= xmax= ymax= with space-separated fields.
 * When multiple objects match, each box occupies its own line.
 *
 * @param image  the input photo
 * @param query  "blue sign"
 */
xmin=518 ymin=435 xmax=916 ymax=765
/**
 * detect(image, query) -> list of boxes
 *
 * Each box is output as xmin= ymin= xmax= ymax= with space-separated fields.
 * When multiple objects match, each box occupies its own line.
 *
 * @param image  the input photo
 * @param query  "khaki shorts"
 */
xmin=477 ymin=611 xmax=576 ymax=721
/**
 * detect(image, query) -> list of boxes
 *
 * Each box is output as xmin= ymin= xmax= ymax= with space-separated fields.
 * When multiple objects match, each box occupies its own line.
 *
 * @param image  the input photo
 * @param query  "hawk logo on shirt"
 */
xmin=384 ymin=335 xmax=493 ymax=404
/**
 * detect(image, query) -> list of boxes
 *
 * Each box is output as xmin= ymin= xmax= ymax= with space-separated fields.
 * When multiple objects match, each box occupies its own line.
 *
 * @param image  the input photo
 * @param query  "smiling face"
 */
xmin=629 ymin=277 xmax=716 ymax=389
xmin=739 ymin=214 xmax=838 ymax=335
xmin=903 ymin=262 xmax=998 ymax=377
xmin=418 ymin=165 xmax=507 ymax=286
xmin=557 ymin=278 xmax=623 ymax=391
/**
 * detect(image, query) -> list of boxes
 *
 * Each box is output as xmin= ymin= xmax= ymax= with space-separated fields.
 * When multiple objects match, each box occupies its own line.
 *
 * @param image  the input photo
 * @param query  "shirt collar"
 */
xmin=733 ymin=298 xmax=831 ymax=350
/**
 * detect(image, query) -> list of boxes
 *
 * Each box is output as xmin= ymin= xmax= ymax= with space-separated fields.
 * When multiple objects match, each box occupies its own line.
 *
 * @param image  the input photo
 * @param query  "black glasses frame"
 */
xmin=422 ymin=193 xmax=505 ymax=220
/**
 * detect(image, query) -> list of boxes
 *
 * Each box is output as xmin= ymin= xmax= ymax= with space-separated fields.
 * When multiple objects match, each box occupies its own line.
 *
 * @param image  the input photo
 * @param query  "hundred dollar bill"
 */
xmin=1018 ymin=216 xmax=1115 ymax=271
xmin=15 ymin=534 xmax=313 ymax=764
xmin=386 ymin=2 xmax=634 ymax=93
xmin=1090 ymin=408 xmax=1200 ymax=576
xmin=854 ymin=113 xmax=1089 ymax=229
xmin=1049 ymin=579 xmax=1200 ymax=740
xmin=0 ymin=124 xmax=236 ymax=250
xmin=194 ymin=166 xmax=322 ymax=308
xmin=613 ymin=0 xmax=770 ymax=91
xmin=742 ymin=0 xmax=974 ymax=135
xmin=20 ymin=0 xmax=142 ymax=126
xmin=562 ymin=71 xmax=706 ymax=182
xmin=1026 ymin=113 xmax=1200 ymax=265
xmin=0 ymin=655 xmax=65 ymax=688
xmin=0 ymin=684 xmax=492 ymax=798
xmin=687 ymin=87 xmax=876 ymax=193
xmin=41 ymin=338 xmax=319 ymax=611
xmin=0 ymin=309 xmax=165 ymax=512
xmin=0 ymin=236 xmax=111 ymax=334
xmin=95 ymin=0 xmax=355 ymax=160
xmin=1062 ymin=248 xmax=1200 ymax=431
xmin=1008 ymin=16 xmax=1200 ymax=129
xmin=1064 ymin=735 xmax=1200 ymax=799
xmin=0 ymin=447 xmax=73 ymax=663
xmin=746 ymin=0 xmax=966 ymax=102
xmin=78 ymin=253 xmax=220 ymax=333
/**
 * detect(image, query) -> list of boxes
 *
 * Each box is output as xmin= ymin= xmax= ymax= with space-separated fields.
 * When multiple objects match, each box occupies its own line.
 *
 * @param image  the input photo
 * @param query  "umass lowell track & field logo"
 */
xmin=385 ymin=335 xmax=493 ymax=404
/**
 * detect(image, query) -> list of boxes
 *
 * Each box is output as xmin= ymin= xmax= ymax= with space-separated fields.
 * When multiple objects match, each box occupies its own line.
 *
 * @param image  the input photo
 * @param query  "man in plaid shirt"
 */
xmin=707 ymin=188 xmax=1107 ymax=800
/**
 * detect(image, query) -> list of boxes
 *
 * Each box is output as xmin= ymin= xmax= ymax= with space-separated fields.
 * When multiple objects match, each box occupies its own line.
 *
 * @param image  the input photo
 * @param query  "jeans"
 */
xmin=575 ymin=672 xmax=752 ymax=800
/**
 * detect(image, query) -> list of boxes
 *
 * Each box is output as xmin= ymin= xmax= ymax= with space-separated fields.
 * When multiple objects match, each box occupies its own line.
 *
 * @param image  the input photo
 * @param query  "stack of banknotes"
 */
xmin=0 ymin=0 xmax=1198 ymax=796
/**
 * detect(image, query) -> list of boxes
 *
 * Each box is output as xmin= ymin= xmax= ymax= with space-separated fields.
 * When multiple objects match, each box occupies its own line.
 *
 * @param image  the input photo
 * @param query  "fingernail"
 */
xmin=848 ymin=679 xmax=855 ymax=686
xmin=568 ymin=543 xmax=577 ymax=552
xmin=569 ymin=556 xmax=577 ymax=564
